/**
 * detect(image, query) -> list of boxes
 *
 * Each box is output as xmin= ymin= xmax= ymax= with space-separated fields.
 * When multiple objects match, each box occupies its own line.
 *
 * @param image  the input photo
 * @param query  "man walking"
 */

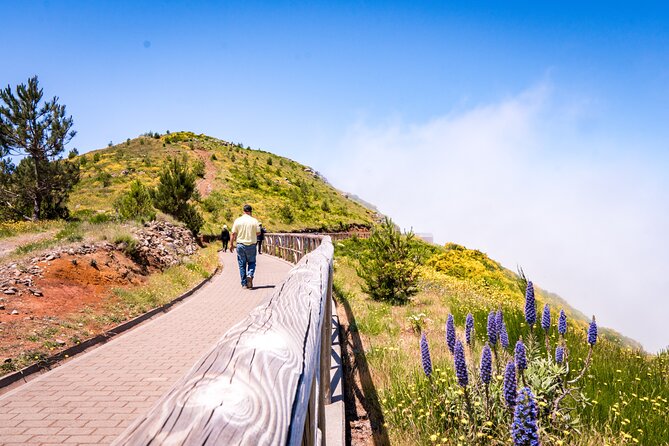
xmin=257 ymin=223 xmax=266 ymax=254
xmin=221 ymin=224 xmax=230 ymax=252
xmin=231 ymin=204 xmax=261 ymax=289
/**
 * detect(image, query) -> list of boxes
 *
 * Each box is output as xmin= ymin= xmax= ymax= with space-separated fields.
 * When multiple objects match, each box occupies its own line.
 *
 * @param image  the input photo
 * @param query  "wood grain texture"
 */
xmin=113 ymin=238 xmax=334 ymax=446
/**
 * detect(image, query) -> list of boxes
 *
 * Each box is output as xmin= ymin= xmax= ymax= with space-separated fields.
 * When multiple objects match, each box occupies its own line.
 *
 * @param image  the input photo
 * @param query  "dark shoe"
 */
xmin=246 ymin=276 xmax=253 ymax=289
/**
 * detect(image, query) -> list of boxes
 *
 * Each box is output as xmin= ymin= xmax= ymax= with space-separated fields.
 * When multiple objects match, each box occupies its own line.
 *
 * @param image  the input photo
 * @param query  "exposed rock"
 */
xmin=11 ymin=309 xmax=19 ymax=315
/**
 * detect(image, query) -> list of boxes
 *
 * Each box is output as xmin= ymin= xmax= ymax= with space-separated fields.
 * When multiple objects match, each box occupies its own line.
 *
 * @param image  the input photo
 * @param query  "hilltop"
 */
xmin=67 ymin=131 xmax=379 ymax=233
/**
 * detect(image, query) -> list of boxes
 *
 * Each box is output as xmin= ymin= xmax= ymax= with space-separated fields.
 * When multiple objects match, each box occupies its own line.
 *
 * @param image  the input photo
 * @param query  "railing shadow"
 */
xmin=336 ymin=290 xmax=390 ymax=446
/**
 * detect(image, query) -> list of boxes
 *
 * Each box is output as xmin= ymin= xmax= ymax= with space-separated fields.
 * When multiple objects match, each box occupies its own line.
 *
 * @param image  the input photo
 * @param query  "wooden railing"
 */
xmin=264 ymin=231 xmax=369 ymax=263
xmin=114 ymin=234 xmax=336 ymax=446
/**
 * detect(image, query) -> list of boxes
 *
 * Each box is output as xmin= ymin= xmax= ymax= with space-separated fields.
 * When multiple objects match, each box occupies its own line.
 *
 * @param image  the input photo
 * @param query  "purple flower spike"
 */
xmin=499 ymin=319 xmax=510 ymax=349
xmin=503 ymin=361 xmax=517 ymax=409
xmin=420 ymin=332 xmax=432 ymax=377
xmin=487 ymin=311 xmax=498 ymax=346
xmin=454 ymin=339 xmax=468 ymax=387
xmin=496 ymin=310 xmax=504 ymax=335
xmin=446 ymin=314 xmax=456 ymax=354
xmin=524 ymin=281 xmax=536 ymax=327
xmin=511 ymin=387 xmax=541 ymax=446
xmin=480 ymin=344 xmax=492 ymax=385
xmin=558 ymin=310 xmax=567 ymax=336
xmin=541 ymin=303 xmax=551 ymax=332
xmin=588 ymin=316 xmax=598 ymax=346
xmin=465 ymin=313 xmax=474 ymax=345
xmin=515 ymin=339 xmax=527 ymax=371
xmin=555 ymin=345 xmax=565 ymax=364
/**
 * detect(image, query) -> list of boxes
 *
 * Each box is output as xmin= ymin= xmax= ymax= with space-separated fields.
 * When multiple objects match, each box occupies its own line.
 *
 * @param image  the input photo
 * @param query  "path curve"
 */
xmin=0 ymin=251 xmax=292 ymax=445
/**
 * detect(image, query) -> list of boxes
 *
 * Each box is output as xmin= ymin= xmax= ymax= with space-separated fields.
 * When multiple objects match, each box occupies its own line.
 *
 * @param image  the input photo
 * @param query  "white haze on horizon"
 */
xmin=324 ymin=83 xmax=669 ymax=353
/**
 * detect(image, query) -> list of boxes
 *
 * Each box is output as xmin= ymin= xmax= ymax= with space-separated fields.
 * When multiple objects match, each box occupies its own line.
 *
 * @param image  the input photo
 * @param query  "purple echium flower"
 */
xmin=480 ymin=344 xmax=492 ymax=385
xmin=454 ymin=339 xmax=468 ymax=387
xmin=503 ymin=361 xmax=517 ymax=409
xmin=515 ymin=339 xmax=527 ymax=371
xmin=558 ymin=309 xmax=567 ymax=336
xmin=446 ymin=314 xmax=456 ymax=354
xmin=525 ymin=281 xmax=536 ymax=327
xmin=541 ymin=303 xmax=551 ymax=332
xmin=420 ymin=332 xmax=432 ymax=377
xmin=465 ymin=313 xmax=474 ymax=345
xmin=487 ymin=311 xmax=498 ymax=346
xmin=588 ymin=316 xmax=598 ymax=346
xmin=555 ymin=345 xmax=565 ymax=364
xmin=511 ymin=387 xmax=541 ymax=446
xmin=499 ymin=319 xmax=510 ymax=349
xmin=496 ymin=310 xmax=504 ymax=335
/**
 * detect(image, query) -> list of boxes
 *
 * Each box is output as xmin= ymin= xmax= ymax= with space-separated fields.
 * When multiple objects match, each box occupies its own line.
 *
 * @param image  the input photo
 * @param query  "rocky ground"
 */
xmin=0 ymin=221 xmax=200 ymax=372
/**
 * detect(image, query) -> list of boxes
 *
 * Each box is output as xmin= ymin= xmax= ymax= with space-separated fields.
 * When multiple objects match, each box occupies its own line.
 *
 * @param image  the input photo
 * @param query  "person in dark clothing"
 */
xmin=221 ymin=225 xmax=231 ymax=252
xmin=256 ymin=224 xmax=266 ymax=254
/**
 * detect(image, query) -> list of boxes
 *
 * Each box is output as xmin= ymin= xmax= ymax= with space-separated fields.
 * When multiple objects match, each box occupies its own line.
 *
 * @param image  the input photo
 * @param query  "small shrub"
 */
xmin=115 ymin=180 xmax=156 ymax=222
xmin=279 ymin=204 xmax=294 ymax=223
xmin=356 ymin=217 xmax=419 ymax=304
xmin=192 ymin=159 xmax=206 ymax=178
xmin=93 ymin=152 xmax=101 ymax=163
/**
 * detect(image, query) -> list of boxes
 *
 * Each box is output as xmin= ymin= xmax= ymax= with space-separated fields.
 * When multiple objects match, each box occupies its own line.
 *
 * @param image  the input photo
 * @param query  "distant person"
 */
xmin=221 ymin=225 xmax=230 ymax=252
xmin=231 ymin=204 xmax=260 ymax=289
xmin=257 ymin=223 xmax=266 ymax=254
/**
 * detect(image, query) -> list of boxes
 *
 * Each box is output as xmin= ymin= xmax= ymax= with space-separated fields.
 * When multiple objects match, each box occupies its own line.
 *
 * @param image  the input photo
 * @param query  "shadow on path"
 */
xmin=336 ymin=288 xmax=390 ymax=446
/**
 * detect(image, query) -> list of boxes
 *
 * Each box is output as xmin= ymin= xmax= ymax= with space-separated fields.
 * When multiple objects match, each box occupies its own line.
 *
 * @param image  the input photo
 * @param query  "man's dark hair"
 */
xmin=243 ymin=204 xmax=252 ymax=213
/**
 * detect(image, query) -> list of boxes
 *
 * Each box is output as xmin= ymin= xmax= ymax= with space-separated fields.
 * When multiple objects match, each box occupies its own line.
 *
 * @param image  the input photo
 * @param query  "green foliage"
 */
xmin=153 ymin=156 xmax=203 ymax=234
xmin=356 ymin=218 xmax=420 ymax=304
xmin=114 ymin=180 xmax=156 ymax=222
xmin=192 ymin=159 xmax=206 ymax=178
xmin=93 ymin=152 xmax=101 ymax=163
xmin=113 ymin=232 xmax=138 ymax=257
xmin=94 ymin=170 xmax=112 ymax=187
xmin=0 ymin=76 xmax=79 ymax=220
xmin=278 ymin=203 xmax=294 ymax=223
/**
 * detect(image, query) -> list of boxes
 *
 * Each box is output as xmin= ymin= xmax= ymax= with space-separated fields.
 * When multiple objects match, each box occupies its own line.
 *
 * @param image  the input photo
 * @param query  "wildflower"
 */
xmin=555 ymin=345 xmax=565 ymax=364
xmin=503 ymin=361 xmax=517 ymax=409
xmin=420 ymin=332 xmax=432 ymax=377
xmin=487 ymin=311 xmax=498 ymax=346
xmin=558 ymin=309 xmax=567 ymax=336
xmin=454 ymin=339 xmax=468 ymax=387
xmin=588 ymin=316 xmax=598 ymax=346
xmin=446 ymin=314 xmax=456 ymax=354
xmin=541 ymin=303 xmax=550 ymax=332
xmin=511 ymin=387 xmax=540 ymax=446
xmin=499 ymin=319 xmax=510 ymax=349
xmin=496 ymin=309 xmax=504 ymax=335
xmin=525 ymin=281 xmax=536 ymax=327
xmin=515 ymin=339 xmax=527 ymax=371
xmin=465 ymin=313 xmax=474 ymax=345
xmin=480 ymin=343 xmax=492 ymax=385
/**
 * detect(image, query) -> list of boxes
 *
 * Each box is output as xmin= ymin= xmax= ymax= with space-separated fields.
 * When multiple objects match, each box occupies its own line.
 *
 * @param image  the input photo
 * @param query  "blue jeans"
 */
xmin=236 ymin=244 xmax=257 ymax=286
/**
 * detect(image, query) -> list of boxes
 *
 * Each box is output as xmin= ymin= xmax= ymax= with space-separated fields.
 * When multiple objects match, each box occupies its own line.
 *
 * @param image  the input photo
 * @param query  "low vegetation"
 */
xmin=334 ymin=234 xmax=668 ymax=445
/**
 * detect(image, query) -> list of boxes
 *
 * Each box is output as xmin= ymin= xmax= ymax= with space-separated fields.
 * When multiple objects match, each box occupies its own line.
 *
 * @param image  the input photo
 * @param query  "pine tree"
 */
xmin=153 ymin=156 xmax=204 ymax=234
xmin=0 ymin=76 xmax=79 ymax=220
xmin=356 ymin=217 xmax=420 ymax=304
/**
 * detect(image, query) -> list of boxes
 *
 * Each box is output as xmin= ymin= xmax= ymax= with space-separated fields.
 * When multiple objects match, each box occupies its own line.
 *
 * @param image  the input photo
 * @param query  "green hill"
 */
xmin=68 ymin=131 xmax=378 ymax=233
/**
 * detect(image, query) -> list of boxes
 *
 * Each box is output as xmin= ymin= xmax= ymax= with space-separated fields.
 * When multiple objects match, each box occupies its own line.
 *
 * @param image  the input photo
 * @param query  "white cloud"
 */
xmin=325 ymin=83 xmax=669 ymax=353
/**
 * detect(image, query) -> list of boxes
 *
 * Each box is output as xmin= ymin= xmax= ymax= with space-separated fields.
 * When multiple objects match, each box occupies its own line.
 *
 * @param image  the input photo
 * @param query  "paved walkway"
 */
xmin=0 ymin=251 xmax=292 ymax=445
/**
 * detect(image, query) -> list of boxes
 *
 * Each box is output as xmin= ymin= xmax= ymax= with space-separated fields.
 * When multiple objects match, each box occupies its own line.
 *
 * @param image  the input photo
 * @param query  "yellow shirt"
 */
xmin=231 ymin=214 xmax=260 ymax=245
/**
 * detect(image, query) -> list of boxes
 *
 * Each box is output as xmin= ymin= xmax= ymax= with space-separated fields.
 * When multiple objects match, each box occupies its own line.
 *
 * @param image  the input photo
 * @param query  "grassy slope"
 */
xmin=68 ymin=132 xmax=377 ymax=233
xmin=334 ymin=238 xmax=668 ymax=445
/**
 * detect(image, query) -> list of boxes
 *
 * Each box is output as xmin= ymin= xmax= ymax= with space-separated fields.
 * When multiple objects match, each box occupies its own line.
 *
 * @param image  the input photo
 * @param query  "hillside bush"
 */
xmin=153 ymin=157 xmax=203 ymax=234
xmin=114 ymin=180 xmax=156 ymax=223
xmin=356 ymin=217 xmax=420 ymax=304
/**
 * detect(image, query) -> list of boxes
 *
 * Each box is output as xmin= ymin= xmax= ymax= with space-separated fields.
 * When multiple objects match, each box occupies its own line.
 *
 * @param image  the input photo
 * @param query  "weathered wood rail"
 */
xmin=114 ymin=233 xmax=346 ymax=446
xmin=264 ymin=231 xmax=369 ymax=263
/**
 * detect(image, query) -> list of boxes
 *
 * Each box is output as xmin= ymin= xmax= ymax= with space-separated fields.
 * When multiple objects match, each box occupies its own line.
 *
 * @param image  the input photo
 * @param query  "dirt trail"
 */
xmin=0 ymin=231 xmax=57 ymax=260
xmin=194 ymin=149 xmax=217 ymax=197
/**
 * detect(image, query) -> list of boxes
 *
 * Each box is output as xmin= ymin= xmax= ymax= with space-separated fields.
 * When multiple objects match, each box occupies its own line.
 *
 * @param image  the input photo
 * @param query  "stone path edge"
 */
xmin=0 ymin=262 xmax=222 ymax=392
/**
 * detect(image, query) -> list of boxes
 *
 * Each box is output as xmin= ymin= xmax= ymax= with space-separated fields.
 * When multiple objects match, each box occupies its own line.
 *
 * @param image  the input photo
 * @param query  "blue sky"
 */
xmin=3 ymin=1 xmax=669 ymax=351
